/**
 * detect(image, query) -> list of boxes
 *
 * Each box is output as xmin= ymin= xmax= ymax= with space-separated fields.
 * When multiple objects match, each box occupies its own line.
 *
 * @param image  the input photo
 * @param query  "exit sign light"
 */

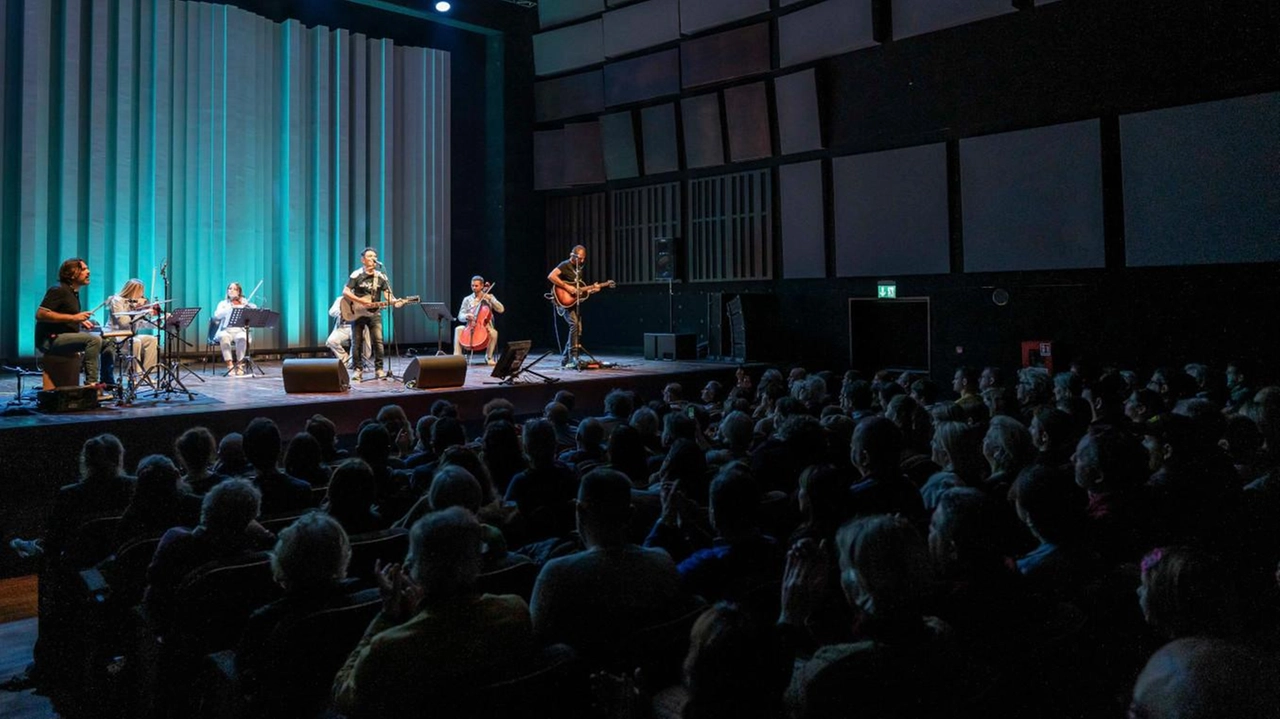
xmin=877 ymin=281 xmax=897 ymax=299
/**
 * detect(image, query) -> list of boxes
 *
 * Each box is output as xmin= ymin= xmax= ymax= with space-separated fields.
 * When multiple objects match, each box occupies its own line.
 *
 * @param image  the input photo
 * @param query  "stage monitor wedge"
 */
xmin=403 ymin=355 xmax=467 ymax=390
xmin=283 ymin=359 xmax=349 ymax=393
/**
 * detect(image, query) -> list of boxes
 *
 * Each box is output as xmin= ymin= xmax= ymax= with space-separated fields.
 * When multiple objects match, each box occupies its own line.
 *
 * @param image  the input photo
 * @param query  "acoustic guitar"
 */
xmin=550 ymin=280 xmax=615 ymax=309
xmin=341 ymin=295 xmax=420 ymax=322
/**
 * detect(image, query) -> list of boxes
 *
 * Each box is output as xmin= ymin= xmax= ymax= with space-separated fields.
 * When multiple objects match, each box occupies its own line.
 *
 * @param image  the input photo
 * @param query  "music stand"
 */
xmin=153 ymin=307 xmax=202 ymax=400
xmin=418 ymin=302 xmax=454 ymax=356
xmin=487 ymin=341 xmax=557 ymax=385
xmin=234 ymin=307 xmax=278 ymax=377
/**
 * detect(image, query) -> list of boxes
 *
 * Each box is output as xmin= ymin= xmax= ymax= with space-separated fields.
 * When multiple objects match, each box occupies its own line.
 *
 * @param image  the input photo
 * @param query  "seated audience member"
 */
xmin=284 ymin=431 xmax=332 ymax=489
xmin=751 ymin=415 xmax=826 ymax=496
xmin=1083 ymin=371 xmax=1130 ymax=427
xmin=530 ymin=469 xmax=688 ymax=656
xmin=884 ymin=395 xmax=939 ymax=486
xmin=820 ymin=414 xmax=856 ymax=473
xmin=1224 ymin=359 xmax=1257 ymax=412
xmin=236 ymin=512 xmax=360 ymax=709
xmin=332 ymin=507 xmax=535 ymax=716
xmin=707 ymin=411 xmax=755 ymax=470
xmin=1142 ymin=413 xmax=1239 ymax=548
xmin=213 ymin=431 xmax=252 ymax=478
xmin=676 ymin=602 xmax=788 ymax=719
xmin=401 ymin=414 xmax=437 ymax=469
xmin=646 ymin=462 xmax=782 ymax=604
xmin=1222 ymin=414 xmax=1268 ymax=485
xmin=306 ymin=413 xmax=347 ymax=464
xmin=544 ymin=401 xmax=577 ymax=454
xmin=116 ymin=454 xmax=202 ymax=545
xmin=1016 ymin=367 xmax=1053 ymax=423
xmin=1147 ymin=367 xmax=1196 ymax=413
xmin=630 ymin=406 xmax=665 ymax=457
xmin=1138 ymin=546 xmax=1242 ymax=641
xmin=664 ymin=382 xmax=689 ymax=412
xmin=1053 ymin=371 xmax=1084 ymax=403
xmin=143 ymin=479 xmax=275 ymax=629
xmin=783 ymin=515 xmax=984 ymax=719
xmin=978 ymin=366 xmax=1005 ymax=393
xmin=397 ymin=465 xmax=520 ymax=572
xmin=604 ymin=425 xmax=651 ymax=488
xmin=409 ymin=416 xmax=468 ymax=495
xmin=841 ymin=380 xmax=877 ymax=422
xmin=243 ymin=417 xmax=315 ymax=517
xmin=1073 ymin=426 xmax=1153 ymax=563
xmin=847 ymin=417 xmax=926 ymax=527
xmin=910 ymin=378 xmax=941 ymax=409
xmin=1029 ymin=407 xmax=1078 ymax=469
xmin=1012 ymin=465 xmax=1096 ymax=599
xmin=699 ymin=380 xmax=724 ymax=417
xmin=650 ymin=438 xmax=711 ymax=506
xmin=506 ymin=419 xmax=577 ymax=541
xmin=558 ymin=417 xmax=606 ymax=473
xmin=481 ymin=420 xmax=526 ymax=496
xmin=953 ymin=366 xmax=983 ymax=410
xmin=375 ymin=404 xmax=412 ymax=461
xmin=920 ymin=421 xmax=985 ymax=510
xmin=981 ymin=415 xmax=1035 ymax=497
xmin=323 ymin=459 xmax=387 ymax=537
xmin=9 ymin=434 xmax=136 ymax=563
xmin=1125 ymin=388 xmax=1166 ymax=425
xmin=1130 ymin=637 xmax=1280 ymax=719
xmin=594 ymin=388 xmax=635 ymax=437
xmin=175 ymin=427 xmax=226 ymax=495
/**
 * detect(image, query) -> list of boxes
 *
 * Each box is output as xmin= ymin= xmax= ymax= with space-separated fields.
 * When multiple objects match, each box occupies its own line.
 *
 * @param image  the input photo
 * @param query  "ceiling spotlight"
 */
xmin=435 ymin=1 xmax=451 ymax=11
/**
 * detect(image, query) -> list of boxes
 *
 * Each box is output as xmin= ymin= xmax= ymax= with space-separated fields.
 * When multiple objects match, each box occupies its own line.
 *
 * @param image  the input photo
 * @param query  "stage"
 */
xmin=0 ymin=350 xmax=737 ymax=577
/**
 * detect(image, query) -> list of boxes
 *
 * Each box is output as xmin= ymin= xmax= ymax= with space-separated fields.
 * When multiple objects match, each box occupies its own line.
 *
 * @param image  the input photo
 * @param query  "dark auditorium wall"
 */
xmin=529 ymin=0 xmax=1280 ymax=378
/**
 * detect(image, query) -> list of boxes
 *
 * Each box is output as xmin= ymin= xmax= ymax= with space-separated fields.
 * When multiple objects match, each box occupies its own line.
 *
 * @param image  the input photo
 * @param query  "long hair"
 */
xmin=118 ymin=279 xmax=145 ymax=300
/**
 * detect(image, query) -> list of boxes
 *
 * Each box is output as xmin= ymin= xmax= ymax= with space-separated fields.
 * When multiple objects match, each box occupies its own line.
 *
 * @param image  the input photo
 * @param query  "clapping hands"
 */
xmin=374 ymin=560 xmax=423 ymax=623
xmin=779 ymin=538 xmax=833 ymax=627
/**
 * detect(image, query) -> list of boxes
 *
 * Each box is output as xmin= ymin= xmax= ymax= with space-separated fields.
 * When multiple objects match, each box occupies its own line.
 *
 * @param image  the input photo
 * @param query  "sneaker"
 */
xmin=352 ymin=370 xmax=363 ymax=383
xmin=486 ymin=358 xmax=496 ymax=366
xmin=375 ymin=370 xmax=387 ymax=380
xmin=234 ymin=365 xmax=245 ymax=377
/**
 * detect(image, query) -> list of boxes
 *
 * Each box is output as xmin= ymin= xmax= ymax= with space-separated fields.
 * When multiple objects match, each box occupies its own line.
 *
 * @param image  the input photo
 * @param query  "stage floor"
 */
xmin=0 ymin=351 xmax=738 ymax=576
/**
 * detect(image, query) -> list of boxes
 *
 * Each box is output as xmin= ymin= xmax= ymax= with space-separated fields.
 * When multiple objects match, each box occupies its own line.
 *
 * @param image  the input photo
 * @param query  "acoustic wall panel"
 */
xmin=780 ymin=161 xmax=826 ymax=279
xmin=724 ymin=83 xmax=771 ymax=162
xmin=776 ymin=69 xmax=823 ymax=155
xmin=534 ymin=129 xmax=566 ymax=190
xmin=892 ymin=0 xmax=1016 ymax=40
xmin=563 ymin=121 xmax=607 ymax=185
xmin=778 ymin=0 xmax=876 ymax=68
xmin=680 ymin=0 xmax=771 ymax=35
xmin=834 ymin=144 xmax=950 ymax=277
xmin=533 ymin=20 xmax=604 ymax=77
xmin=539 ymin=0 xmax=604 ymax=29
xmin=604 ymin=49 xmax=680 ymax=107
xmin=603 ymin=0 xmax=680 ymax=58
xmin=682 ymin=93 xmax=725 ymax=169
xmin=642 ymin=103 xmax=680 ymax=174
xmin=681 ymin=23 xmax=770 ymax=89
xmin=1122 ymin=92 xmax=1280 ymax=267
xmin=600 ymin=111 xmax=640 ymax=180
xmin=534 ymin=70 xmax=605 ymax=123
xmin=961 ymin=120 xmax=1105 ymax=272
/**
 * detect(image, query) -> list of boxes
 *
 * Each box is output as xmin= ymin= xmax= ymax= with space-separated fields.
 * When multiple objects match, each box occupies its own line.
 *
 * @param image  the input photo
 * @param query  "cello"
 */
xmin=458 ymin=281 xmax=495 ymax=352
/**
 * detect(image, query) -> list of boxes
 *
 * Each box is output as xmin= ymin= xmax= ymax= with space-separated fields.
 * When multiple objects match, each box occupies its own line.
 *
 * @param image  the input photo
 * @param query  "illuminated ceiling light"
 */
xmin=435 ymin=1 xmax=451 ymax=11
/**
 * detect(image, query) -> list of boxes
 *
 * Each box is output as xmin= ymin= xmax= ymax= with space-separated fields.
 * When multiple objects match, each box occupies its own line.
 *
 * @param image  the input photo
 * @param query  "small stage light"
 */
xmin=435 ymin=1 xmax=451 ymax=11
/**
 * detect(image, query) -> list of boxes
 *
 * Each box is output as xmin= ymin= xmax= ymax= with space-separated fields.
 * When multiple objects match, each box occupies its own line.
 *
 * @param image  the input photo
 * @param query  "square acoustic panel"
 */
xmin=780 ymin=161 xmax=826 ymax=279
xmin=539 ymin=0 xmax=603 ymax=29
xmin=563 ymin=121 xmax=606 ymax=186
xmin=833 ymin=143 xmax=950 ymax=277
xmin=775 ymin=68 xmax=823 ymax=155
xmin=680 ymin=0 xmax=770 ymax=35
xmin=603 ymin=0 xmax=680 ymax=59
xmin=533 ymin=20 xmax=604 ymax=77
xmin=534 ymin=70 xmax=604 ymax=123
xmin=600 ymin=111 xmax=639 ymax=180
xmin=681 ymin=23 xmax=770 ymax=89
xmin=892 ymin=0 xmax=1016 ymax=40
xmin=724 ymin=83 xmax=771 ymax=162
xmin=604 ymin=49 xmax=680 ymax=107
xmin=960 ymin=120 xmax=1105 ymax=273
xmin=682 ymin=93 xmax=725 ymax=169
xmin=642 ymin=103 xmax=680 ymax=175
xmin=778 ymin=0 xmax=876 ymax=68
xmin=534 ymin=129 xmax=566 ymax=190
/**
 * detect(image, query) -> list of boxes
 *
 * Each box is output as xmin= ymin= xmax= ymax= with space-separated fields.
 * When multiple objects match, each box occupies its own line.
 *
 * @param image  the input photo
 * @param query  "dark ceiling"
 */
xmin=220 ymin=0 xmax=538 ymax=37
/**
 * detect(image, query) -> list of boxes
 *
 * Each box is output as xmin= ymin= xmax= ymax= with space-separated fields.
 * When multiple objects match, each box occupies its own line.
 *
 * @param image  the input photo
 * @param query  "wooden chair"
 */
xmin=476 ymin=560 xmax=540 ymax=602
xmin=345 ymin=528 xmax=409 ymax=584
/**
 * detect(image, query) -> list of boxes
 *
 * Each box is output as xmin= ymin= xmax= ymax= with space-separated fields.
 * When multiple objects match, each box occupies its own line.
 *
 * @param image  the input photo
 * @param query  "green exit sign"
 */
xmin=877 ymin=281 xmax=897 ymax=299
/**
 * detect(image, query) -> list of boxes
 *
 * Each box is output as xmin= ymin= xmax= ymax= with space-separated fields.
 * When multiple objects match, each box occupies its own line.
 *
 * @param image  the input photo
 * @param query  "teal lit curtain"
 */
xmin=0 ymin=0 xmax=450 ymax=358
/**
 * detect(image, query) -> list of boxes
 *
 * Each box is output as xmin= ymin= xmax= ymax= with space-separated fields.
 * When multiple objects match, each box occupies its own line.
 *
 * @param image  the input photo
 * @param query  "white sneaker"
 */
xmin=352 ymin=370 xmax=363 ymax=383
xmin=375 ymin=369 xmax=387 ymax=380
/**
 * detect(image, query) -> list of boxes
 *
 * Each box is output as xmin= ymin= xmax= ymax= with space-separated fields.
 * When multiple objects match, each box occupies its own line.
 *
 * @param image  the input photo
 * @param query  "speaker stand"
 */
xmin=667 ymin=277 xmax=674 ymax=334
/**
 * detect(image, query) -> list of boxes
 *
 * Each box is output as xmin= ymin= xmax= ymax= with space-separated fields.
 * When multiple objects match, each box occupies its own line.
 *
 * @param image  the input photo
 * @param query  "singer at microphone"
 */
xmin=341 ymin=247 xmax=396 ymax=381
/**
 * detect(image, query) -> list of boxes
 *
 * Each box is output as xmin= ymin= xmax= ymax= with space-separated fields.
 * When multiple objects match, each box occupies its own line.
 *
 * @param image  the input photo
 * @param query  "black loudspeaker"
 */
xmin=655 ymin=237 xmax=679 ymax=281
xmin=643 ymin=333 xmax=697 ymax=361
xmin=282 ymin=359 xmax=349 ymax=393
xmin=37 ymin=385 xmax=99 ymax=412
xmin=402 ymin=355 xmax=467 ymax=390
xmin=725 ymin=294 xmax=782 ymax=362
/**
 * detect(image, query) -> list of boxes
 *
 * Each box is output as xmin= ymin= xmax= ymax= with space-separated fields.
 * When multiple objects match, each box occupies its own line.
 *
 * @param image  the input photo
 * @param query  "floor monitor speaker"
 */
xmin=403 ymin=355 xmax=467 ymax=389
xmin=282 ymin=359 xmax=349 ymax=393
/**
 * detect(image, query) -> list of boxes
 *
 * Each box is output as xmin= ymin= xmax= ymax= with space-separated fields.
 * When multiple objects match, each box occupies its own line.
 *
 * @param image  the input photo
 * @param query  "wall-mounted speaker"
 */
xmin=655 ymin=236 xmax=680 ymax=281
xmin=282 ymin=359 xmax=349 ymax=393
xmin=402 ymin=355 xmax=467 ymax=390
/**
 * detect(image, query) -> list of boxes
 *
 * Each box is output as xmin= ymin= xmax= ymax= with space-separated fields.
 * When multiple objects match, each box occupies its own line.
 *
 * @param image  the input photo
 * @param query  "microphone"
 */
xmin=159 ymin=258 xmax=168 ymax=276
xmin=375 ymin=260 xmax=384 ymax=267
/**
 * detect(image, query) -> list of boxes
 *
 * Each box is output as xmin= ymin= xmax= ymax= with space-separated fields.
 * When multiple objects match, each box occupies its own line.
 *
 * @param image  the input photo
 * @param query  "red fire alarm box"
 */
xmin=1021 ymin=340 xmax=1053 ymax=375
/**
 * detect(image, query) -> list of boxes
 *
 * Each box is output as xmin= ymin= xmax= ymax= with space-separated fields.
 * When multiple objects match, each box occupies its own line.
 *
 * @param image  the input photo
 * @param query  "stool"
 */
xmin=41 ymin=352 xmax=83 ymax=389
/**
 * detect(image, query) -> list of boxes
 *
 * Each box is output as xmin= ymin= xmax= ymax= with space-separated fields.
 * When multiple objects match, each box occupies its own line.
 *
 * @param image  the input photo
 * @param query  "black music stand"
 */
xmin=487 ymin=341 xmax=557 ymax=385
xmin=418 ymin=302 xmax=453 ymax=356
xmin=154 ymin=307 xmax=202 ymax=400
xmin=233 ymin=307 xmax=278 ymax=377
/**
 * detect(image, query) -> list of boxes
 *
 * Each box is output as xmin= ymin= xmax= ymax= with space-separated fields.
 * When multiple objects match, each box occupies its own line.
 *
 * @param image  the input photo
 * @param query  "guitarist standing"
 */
xmin=547 ymin=245 xmax=591 ymax=368
xmin=342 ymin=247 xmax=399 ymax=382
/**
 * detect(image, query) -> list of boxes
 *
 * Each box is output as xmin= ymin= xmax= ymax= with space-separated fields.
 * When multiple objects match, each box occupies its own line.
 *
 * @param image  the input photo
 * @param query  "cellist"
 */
xmin=453 ymin=275 xmax=505 ymax=365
